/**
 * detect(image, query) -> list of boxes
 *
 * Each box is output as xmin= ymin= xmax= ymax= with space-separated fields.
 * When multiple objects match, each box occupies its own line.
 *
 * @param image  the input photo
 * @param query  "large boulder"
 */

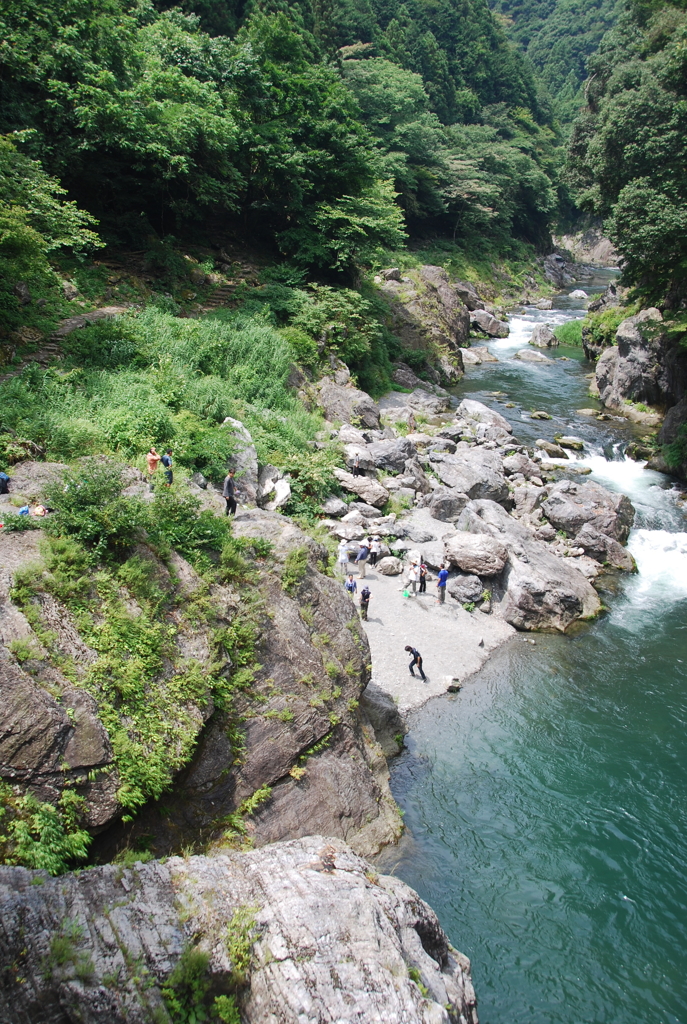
xmin=529 ymin=324 xmax=558 ymax=348
xmin=575 ymin=522 xmax=637 ymax=571
xmin=391 ymin=362 xmax=450 ymax=398
xmin=223 ymin=416 xmax=259 ymax=503
xmin=3 ymin=460 xmax=68 ymax=501
xmin=377 ymin=555 xmax=404 ymax=575
xmin=333 ymin=468 xmax=389 ymax=508
xmin=433 ymin=449 xmax=510 ymax=505
xmin=0 ymin=836 xmax=478 ymax=1024
xmin=453 ymin=280 xmax=485 ymax=311
xmin=593 ymin=308 xmax=686 ymax=412
xmin=541 ymin=479 xmax=635 ymax=543
xmin=444 ymin=533 xmax=509 ymax=576
xmin=454 ymin=499 xmax=602 ymax=631
xmin=378 ymin=265 xmax=469 ymax=379
xmin=514 ymin=348 xmax=550 ymax=362
xmin=448 ymin=574 xmax=484 ymax=604
xmin=470 ymin=309 xmax=509 ymax=337
xmin=456 ymin=399 xmax=512 ymax=435
xmin=317 ymin=379 xmax=381 ymax=430
xmin=256 ymin=465 xmax=291 ymax=511
xmin=366 ymin=437 xmax=416 ymax=472
xmin=502 ymin=452 xmax=540 ymax=478
xmin=428 ymin=488 xmax=470 ymax=522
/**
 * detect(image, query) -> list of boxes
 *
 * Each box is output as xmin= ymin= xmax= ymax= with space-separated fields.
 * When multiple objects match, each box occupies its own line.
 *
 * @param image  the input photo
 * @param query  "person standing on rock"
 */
xmin=369 ymin=536 xmax=381 ymax=566
xmin=146 ymin=446 xmax=161 ymax=487
xmin=345 ymin=574 xmax=357 ymax=597
xmin=360 ymin=585 xmax=371 ymax=620
xmin=222 ymin=470 xmax=237 ymax=516
xmin=356 ymin=538 xmax=370 ymax=578
xmin=161 ymin=448 xmax=173 ymax=487
xmin=352 ymin=453 xmax=362 ymax=477
xmin=419 ymin=561 xmax=428 ymax=593
xmin=436 ymin=563 xmax=449 ymax=604
xmin=337 ymin=538 xmax=350 ymax=575
xmin=405 ymin=645 xmax=427 ymax=681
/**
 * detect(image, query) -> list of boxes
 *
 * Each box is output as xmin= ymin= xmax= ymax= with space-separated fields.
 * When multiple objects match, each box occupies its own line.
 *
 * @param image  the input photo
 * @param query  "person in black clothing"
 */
xmin=360 ymin=585 xmax=371 ymax=620
xmin=404 ymin=645 xmax=426 ymax=681
xmin=161 ymin=449 xmax=173 ymax=486
xmin=0 ymin=471 xmax=9 ymax=495
xmin=352 ymin=454 xmax=361 ymax=477
xmin=418 ymin=562 xmax=427 ymax=593
xmin=222 ymin=470 xmax=237 ymax=515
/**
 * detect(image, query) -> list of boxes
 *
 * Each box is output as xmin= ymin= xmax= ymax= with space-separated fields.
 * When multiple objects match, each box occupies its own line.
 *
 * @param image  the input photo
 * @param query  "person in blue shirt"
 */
xmin=345 ymin=574 xmax=357 ymax=596
xmin=437 ymin=563 xmax=449 ymax=604
xmin=160 ymin=449 xmax=173 ymax=486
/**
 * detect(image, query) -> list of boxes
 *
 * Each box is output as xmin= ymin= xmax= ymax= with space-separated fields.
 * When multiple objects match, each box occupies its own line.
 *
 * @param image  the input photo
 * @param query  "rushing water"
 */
xmin=384 ymin=275 xmax=687 ymax=1024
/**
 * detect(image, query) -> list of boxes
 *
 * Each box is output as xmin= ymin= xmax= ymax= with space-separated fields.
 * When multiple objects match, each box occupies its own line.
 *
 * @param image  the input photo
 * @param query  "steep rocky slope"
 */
xmin=0 ymin=835 xmax=478 ymax=1024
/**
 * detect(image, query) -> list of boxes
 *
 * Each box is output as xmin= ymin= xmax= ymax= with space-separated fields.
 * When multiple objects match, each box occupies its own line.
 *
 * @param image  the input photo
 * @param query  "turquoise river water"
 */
xmin=384 ymin=275 xmax=687 ymax=1024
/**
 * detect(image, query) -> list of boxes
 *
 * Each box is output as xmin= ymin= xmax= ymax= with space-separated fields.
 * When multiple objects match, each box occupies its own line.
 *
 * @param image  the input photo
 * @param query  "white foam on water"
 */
xmin=490 ymin=310 xmax=585 ymax=358
xmin=580 ymin=454 xmax=681 ymax=519
xmin=625 ymin=529 xmax=687 ymax=606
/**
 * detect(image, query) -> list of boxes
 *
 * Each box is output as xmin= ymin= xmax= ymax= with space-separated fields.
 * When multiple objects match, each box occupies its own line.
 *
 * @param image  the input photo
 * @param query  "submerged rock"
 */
xmin=0 ymin=836 xmax=479 ymax=1024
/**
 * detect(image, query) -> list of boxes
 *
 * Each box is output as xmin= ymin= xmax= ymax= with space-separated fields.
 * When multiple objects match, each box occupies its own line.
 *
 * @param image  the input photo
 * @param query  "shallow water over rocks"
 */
xmin=384 ymin=278 xmax=687 ymax=1024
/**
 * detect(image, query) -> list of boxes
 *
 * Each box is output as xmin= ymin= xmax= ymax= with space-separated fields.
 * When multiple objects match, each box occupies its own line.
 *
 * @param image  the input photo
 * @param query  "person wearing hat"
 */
xmin=369 ymin=535 xmax=381 ymax=566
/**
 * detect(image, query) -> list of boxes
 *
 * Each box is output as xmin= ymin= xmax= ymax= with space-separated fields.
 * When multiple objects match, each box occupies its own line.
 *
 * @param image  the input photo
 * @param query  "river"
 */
xmin=384 ymin=273 xmax=687 ymax=1024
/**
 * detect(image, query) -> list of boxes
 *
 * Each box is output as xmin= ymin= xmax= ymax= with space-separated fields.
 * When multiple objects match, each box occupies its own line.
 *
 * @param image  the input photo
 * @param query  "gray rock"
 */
xmin=337 ymin=423 xmax=368 ymax=445
xmin=470 ymin=309 xmax=509 ymax=337
xmin=457 ymin=399 xmax=512 ymax=435
xmin=366 ymin=437 xmax=416 ymax=472
xmin=391 ymin=362 xmax=449 ymax=398
xmin=542 ymin=479 xmax=635 ymax=543
xmin=377 ymin=556 xmax=404 ymax=575
xmin=529 ymin=324 xmax=558 ymax=348
xmin=453 ymin=280 xmax=485 ymax=311
xmin=378 ymin=266 xmax=469 ymax=379
xmin=502 ymin=453 xmax=540 ymax=478
xmin=514 ymin=348 xmax=550 ymax=362
xmin=455 ymin=499 xmax=601 ymax=631
xmin=333 ymin=469 xmax=389 ymax=508
xmin=404 ymin=525 xmax=436 ymax=543
xmin=349 ymin=501 xmax=383 ymax=518
xmin=0 ymin=836 xmax=478 ymax=1024
xmin=3 ymin=460 xmax=69 ymax=500
xmin=380 ymin=266 xmax=402 ymax=281
xmin=256 ymin=464 xmax=285 ymax=508
xmin=535 ymin=299 xmax=553 ymax=309
xmin=361 ymin=682 xmax=406 ymax=756
xmin=317 ymin=379 xmax=381 ymax=430
xmin=61 ymin=279 xmax=79 ymax=300
xmin=190 ymin=471 xmax=208 ymax=489
xmin=402 ymin=457 xmax=432 ymax=495
xmin=535 ymin=439 xmax=568 ymax=458
xmin=222 ymin=417 xmax=259 ymax=503
xmin=321 ymin=495 xmax=348 ymax=517
xmin=444 ymin=533 xmax=509 ymax=576
xmin=556 ymin=435 xmax=585 ymax=450
xmin=12 ymin=281 xmax=31 ymax=305
xmin=448 ymin=574 xmax=484 ymax=604
xmin=595 ymin=308 xmax=669 ymax=409
xmin=434 ymin=450 xmax=510 ymax=505
xmin=344 ymin=443 xmax=375 ymax=472
xmin=575 ymin=522 xmax=637 ymax=571
xmin=569 ymin=289 xmax=588 ymax=299
xmin=428 ymin=488 xmax=470 ymax=522
xmin=513 ymin=483 xmax=544 ymax=516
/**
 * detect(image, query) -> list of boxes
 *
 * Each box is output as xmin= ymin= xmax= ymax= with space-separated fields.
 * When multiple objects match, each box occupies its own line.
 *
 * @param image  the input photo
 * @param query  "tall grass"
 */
xmin=553 ymin=319 xmax=583 ymax=346
xmin=0 ymin=308 xmax=323 ymax=481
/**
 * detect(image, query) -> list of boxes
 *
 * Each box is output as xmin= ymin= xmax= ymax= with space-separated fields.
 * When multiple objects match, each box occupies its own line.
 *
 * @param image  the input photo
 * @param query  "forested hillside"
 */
xmin=490 ymin=0 xmax=623 ymax=123
xmin=567 ymin=0 xmax=687 ymax=304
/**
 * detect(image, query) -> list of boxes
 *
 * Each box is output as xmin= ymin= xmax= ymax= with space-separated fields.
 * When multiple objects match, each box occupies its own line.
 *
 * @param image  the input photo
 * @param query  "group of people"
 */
xmin=146 ymin=447 xmax=174 ymax=487
xmin=336 ymin=535 xmax=381 ymax=578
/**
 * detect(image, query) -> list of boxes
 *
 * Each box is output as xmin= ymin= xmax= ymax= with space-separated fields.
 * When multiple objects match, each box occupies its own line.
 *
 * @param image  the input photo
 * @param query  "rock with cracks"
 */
xmin=333 ymin=469 xmax=389 ymax=508
xmin=541 ymin=479 xmax=635 ymax=544
xmin=0 ymin=836 xmax=479 ymax=1024
xmin=444 ymin=533 xmax=509 ymax=576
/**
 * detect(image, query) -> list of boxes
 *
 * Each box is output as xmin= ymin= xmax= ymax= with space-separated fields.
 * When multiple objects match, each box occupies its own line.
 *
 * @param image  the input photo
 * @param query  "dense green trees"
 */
xmin=0 ymin=0 xmax=559 ymax=269
xmin=490 ymin=0 xmax=623 ymax=123
xmin=567 ymin=0 xmax=687 ymax=302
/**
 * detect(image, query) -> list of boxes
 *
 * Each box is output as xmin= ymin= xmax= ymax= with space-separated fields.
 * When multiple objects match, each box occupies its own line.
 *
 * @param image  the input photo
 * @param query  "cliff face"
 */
xmin=0 ymin=836 xmax=478 ymax=1024
xmin=0 ymin=473 xmax=401 ymax=867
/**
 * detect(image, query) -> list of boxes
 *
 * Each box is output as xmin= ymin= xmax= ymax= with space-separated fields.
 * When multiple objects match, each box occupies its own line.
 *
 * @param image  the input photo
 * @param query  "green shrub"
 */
xmin=281 ymin=546 xmax=309 ymax=594
xmin=0 ymin=784 xmax=91 ymax=875
xmin=553 ymin=319 xmax=583 ymax=346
